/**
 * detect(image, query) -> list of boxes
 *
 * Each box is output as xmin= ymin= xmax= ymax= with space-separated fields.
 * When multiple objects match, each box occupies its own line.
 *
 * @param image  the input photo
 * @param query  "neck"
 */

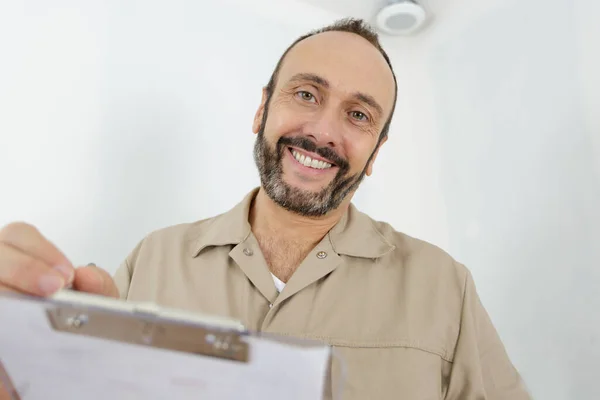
xmin=249 ymin=187 xmax=347 ymax=245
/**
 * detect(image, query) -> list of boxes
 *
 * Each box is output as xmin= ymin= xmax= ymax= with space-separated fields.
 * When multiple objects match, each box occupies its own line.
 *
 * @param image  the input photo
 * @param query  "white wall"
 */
xmin=406 ymin=0 xmax=599 ymax=398
xmin=0 ymin=0 xmax=598 ymax=399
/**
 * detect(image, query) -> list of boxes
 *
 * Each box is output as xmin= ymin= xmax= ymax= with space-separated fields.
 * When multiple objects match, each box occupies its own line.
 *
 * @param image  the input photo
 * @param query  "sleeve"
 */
xmin=445 ymin=267 xmax=532 ymax=400
xmin=112 ymin=259 xmax=132 ymax=300
xmin=111 ymin=238 xmax=146 ymax=300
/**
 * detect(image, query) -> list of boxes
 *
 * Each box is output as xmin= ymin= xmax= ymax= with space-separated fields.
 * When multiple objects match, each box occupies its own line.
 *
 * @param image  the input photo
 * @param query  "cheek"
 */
xmin=264 ymin=107 xmax=306 ymax=138
xmin=345 ymin=140 xmax=376 ymax=171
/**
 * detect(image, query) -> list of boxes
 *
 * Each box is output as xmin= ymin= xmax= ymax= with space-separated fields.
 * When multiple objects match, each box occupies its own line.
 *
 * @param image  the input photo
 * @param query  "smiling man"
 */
xmin=0 ymin=18 xmax=531 ymax=400
xmin=249 ymin=22 xmax=396 ymax=285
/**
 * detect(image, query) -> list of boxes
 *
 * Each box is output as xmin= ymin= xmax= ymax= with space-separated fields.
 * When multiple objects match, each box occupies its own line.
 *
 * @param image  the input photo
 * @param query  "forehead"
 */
xmin=276 ymin=31 xmax=395 ymax=113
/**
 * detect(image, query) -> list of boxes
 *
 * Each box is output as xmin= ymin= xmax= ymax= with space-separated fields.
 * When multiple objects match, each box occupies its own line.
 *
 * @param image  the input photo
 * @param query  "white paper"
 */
xmin=0 ymin=294 xmax=331 ymax=399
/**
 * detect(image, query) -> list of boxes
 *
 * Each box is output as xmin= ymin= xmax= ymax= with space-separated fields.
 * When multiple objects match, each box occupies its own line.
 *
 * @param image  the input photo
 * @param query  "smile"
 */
xmin=289 ymin=148 xmax=334 ymax=170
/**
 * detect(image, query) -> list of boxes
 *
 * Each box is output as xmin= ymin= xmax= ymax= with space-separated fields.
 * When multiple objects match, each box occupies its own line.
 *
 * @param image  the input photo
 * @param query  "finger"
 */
xmin=0 ymin=243 xmax=66 ymax=296
xmin=0 ymin=385 xmax=12 ymax=400
xmin=0 ymin=222 xmax=73 ymax=282
xmin=73 ymin=265 xmax=119 ymax=299
xmin=0 ymin=283 xmax=21 ymax=295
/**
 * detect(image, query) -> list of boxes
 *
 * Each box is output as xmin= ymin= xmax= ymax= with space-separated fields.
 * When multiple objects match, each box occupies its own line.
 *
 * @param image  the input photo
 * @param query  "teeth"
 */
xmin=291 ymin=150 xmax=332 ymax=170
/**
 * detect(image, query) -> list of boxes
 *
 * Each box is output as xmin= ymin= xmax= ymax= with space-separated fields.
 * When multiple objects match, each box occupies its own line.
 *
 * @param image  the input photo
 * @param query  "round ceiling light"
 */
xmin=375 ymin=0 xmax=427 ymax=36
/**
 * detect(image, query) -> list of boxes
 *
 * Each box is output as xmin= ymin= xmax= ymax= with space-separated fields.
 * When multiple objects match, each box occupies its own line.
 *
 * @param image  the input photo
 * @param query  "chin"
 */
xmin=283 ymin=176 xmax=329 ymax=195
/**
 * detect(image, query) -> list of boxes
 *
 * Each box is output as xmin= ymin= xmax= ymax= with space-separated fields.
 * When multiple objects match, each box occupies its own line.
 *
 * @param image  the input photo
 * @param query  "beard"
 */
xmin=253 ymin=108 xmax=375 ymax=217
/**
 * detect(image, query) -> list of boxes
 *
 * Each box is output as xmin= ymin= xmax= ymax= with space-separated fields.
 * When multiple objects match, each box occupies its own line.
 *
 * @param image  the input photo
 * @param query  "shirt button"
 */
xmin=243 ymin=248 xmax=253 ymax=256
xmin=316 ymin=251 xmax=327 ymax=259
xmin=269 ymin=304 xmax=273 ymax=308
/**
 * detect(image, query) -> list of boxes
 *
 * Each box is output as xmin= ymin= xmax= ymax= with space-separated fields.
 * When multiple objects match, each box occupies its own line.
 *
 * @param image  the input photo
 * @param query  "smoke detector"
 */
xmin=375 ymin=0 xmax=427 ymax=36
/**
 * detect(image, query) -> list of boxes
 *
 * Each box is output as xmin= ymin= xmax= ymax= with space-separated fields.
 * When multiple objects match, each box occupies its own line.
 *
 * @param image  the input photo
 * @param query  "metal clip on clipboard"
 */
xmin=45 ymin=294 xmax=250 ymax=363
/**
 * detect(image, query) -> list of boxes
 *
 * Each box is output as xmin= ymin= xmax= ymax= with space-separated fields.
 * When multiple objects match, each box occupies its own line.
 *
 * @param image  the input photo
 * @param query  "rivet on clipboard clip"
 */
xmin=65 ymin=314 xmax=88 ymax=328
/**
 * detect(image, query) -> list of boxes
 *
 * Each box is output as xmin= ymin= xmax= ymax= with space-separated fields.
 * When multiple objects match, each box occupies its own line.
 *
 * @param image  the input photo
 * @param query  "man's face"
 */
xmin=252 ymin=31 xmax=395 ymax=217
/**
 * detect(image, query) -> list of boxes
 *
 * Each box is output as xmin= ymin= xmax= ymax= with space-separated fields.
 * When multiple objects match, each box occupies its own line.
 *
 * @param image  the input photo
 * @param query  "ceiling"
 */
xmin=295 ymin=0 xmax=492 ymax=46
xmin=297 ymin=0 xmax=444 ymax=28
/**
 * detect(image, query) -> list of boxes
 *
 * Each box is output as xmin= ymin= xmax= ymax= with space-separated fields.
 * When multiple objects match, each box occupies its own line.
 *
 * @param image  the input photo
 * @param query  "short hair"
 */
xmin=264 ymin=18 xmax=398 ymax=142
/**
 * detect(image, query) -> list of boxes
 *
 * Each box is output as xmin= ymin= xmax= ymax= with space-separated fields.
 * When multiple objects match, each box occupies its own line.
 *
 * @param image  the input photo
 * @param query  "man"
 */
xmin=0 ymin=18 xmax=530 ymax=399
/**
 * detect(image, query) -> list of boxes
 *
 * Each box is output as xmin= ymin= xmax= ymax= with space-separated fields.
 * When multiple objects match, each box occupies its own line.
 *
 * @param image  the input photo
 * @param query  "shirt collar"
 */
xmin=188 ymin=188 xmax=395 ymax=259
xmin=188 ymin=189 xmax=256 ymax=257
xmin=328 ymin=202 xmax=396 ymax=258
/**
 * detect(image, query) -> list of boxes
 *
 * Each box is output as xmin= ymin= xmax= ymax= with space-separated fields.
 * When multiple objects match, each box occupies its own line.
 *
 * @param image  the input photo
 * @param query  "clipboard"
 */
xmin=0 ymin=290 xmax=332 ymax=399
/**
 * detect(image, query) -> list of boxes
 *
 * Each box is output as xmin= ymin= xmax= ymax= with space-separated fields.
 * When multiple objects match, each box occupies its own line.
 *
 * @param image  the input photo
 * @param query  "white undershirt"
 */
xmin=271 ymin=273 xmax=286 ymax=293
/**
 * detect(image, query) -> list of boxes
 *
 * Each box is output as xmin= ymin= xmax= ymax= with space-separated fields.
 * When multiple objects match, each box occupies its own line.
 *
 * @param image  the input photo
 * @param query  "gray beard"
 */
xmin=252 ymin=130 xmax=370 ymax=217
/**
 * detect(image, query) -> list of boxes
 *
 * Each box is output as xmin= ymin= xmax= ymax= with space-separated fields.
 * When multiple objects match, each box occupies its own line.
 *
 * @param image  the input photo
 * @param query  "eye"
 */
xmin=296 ymin=91 xmax=316 ymax=103
xmin=350 ymin=111 xmax=369 ymax=122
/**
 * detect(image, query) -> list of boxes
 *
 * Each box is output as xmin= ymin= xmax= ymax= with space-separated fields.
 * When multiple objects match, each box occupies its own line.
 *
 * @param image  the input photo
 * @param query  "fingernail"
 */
xmin=53 ymin=265 xmax=74 ymax=284
xmin=38 ymin=274 xmax=65 ymax=295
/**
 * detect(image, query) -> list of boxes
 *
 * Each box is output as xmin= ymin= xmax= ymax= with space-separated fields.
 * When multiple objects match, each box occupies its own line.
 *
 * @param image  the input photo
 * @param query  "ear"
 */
xmin=252 ymin=87 xmax=269 ymax=134
xmin=365 ymin=136 xmax=388 ymax=176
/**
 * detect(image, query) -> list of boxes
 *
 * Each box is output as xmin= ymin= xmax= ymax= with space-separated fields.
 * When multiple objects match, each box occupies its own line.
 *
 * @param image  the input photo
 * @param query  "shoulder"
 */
xmin=368 ymin=215 xmax=470 ymax=289
xmin=352 ymin=212 xmax=472 ymax=359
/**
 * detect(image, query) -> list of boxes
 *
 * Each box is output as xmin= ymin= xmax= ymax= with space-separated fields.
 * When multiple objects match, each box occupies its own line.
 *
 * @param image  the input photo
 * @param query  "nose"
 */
xmin=304 ymin=105 xmax=344 ymax=148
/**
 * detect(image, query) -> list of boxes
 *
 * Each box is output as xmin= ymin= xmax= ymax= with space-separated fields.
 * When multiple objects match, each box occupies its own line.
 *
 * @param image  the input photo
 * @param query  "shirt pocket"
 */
xmin=329 ymin=345 xmax=446 ymax=400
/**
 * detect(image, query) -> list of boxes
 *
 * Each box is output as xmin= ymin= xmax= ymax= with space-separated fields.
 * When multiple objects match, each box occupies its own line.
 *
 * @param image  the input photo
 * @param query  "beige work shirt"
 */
xmin=113 ymin=189 xmax=531 ymax=399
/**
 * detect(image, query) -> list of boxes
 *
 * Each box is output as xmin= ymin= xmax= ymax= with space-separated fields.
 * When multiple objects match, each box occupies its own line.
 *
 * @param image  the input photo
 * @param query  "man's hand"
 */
xmin=0 ymin=222 xmax=119 ymax=298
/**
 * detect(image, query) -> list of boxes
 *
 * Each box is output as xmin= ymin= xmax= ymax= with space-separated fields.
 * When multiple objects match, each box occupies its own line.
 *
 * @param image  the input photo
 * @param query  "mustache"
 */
xmin=277 ymin=136 xmax=349 ymax=170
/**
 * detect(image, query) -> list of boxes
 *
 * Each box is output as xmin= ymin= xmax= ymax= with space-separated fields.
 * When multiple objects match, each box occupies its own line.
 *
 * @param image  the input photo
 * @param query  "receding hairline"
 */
xmin=279 ymin=30 xmax=393 ymax=80
xmin=264 ymin=18 xmax=398 ymax=141
xmin=275 ymin=30 xmax=393 ymax=86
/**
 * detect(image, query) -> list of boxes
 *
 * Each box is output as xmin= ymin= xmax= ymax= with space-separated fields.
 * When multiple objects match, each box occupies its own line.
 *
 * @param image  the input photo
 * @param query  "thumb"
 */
xmin=73 ymin=264 xmax=119 ymax=299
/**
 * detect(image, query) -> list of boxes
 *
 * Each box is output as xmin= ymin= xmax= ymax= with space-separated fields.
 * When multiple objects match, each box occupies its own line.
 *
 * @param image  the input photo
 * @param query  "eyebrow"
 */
xmin=287 ymin=73 xmax=384 ymax=118
xmin=289 ymin=73 xmax=330 ymax=88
